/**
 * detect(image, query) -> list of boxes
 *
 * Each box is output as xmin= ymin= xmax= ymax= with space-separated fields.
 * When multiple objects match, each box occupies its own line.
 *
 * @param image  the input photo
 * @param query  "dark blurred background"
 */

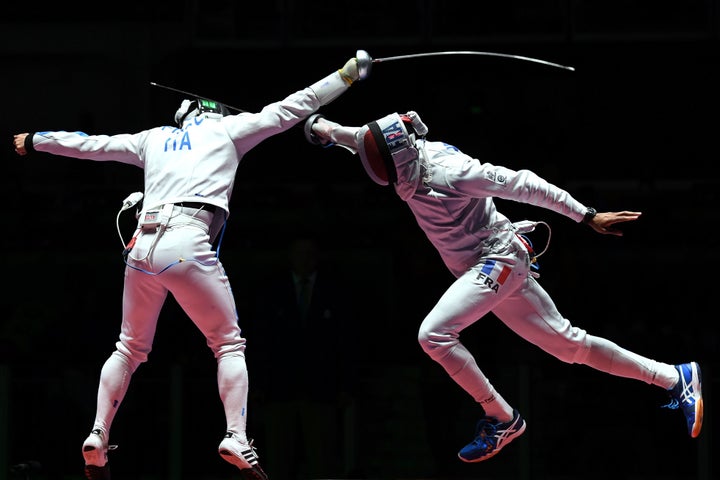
xmin=0 ymin=1 xmax=717 ymax=479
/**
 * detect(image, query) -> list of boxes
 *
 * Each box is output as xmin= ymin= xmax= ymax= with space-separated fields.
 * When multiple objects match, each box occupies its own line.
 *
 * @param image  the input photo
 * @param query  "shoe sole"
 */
xmin=690 ymin=362 xmax=703 ymax=438
xmin=237 ymin=465 xmax=270 ymax=480
xmin=219 ymin=450 xmax=269 ymax=480
xmin=83 ymin=464 xmax=111 ymax=480
xmin=458 ymin=419 xmax=527 ymax=463
xmin=219 ymin=449 xmax=250 ymax=469
xmin=692 ymin=397 xmax=704 ymax=438
xmin=218 ymin=440 xmax=258 ymax=470
xmin=82 ymin=443 xmax=105 ymax=466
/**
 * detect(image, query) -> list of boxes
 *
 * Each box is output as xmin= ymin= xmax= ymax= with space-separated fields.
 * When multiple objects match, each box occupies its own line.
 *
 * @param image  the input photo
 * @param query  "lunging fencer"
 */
xmin=303 ymin=111 xmax=703 ymax=462
xmin=11 ymin=52 xmax=369 ymax=480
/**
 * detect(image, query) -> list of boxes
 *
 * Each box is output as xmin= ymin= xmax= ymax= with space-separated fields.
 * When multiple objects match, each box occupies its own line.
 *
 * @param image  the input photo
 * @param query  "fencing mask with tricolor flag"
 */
xmin=356 ymin=111 xmax=428 ymax=186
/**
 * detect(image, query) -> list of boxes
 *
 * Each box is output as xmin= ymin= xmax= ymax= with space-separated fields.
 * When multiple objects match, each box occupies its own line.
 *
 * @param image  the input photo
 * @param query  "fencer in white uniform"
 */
xmin=303 ymin=111 xmax=703 ymax=463
xmin=12 ymin=52 xmax=370 ymax=480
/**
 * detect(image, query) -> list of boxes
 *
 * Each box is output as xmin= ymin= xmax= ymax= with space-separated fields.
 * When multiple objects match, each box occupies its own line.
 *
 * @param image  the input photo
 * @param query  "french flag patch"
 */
xmin=477 ymin=259 xmax=511 ymax=292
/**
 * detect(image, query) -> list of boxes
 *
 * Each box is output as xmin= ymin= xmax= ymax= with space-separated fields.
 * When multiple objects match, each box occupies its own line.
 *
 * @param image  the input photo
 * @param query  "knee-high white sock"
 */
xmin=218 ymin=353 xmax=250 ymax=443
xmin=93 ymin=351 xmax=134 ymax=436
xmin=582 ymin=334 xmax=678 ymax=389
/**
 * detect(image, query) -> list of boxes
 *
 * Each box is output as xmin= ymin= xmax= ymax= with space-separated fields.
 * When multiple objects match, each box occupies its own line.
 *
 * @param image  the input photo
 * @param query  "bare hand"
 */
xmin=13 ymin=133 xmax=29 ymax=155
xmin=587 ymin=211 xmax=642 ymax=236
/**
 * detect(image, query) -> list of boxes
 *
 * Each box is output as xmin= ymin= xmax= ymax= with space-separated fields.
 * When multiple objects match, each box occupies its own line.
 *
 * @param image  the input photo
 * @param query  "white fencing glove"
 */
xmin=310 ymin=50 xmax=371 ymax=106
xmin=340 ymin=50 xmax=371 ymax=85
xmin=338 ymin=58 xmax=360 ymax=85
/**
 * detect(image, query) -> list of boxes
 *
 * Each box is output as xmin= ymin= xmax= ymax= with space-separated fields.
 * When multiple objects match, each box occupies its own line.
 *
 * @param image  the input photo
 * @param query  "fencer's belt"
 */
xmin=176 ymin=202 xmax=216 ymax=214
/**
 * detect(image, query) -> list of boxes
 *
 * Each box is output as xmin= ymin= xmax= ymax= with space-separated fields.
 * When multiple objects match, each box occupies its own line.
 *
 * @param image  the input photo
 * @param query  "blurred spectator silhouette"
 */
xmin=248 ymin=235 xmax=358 ymax=479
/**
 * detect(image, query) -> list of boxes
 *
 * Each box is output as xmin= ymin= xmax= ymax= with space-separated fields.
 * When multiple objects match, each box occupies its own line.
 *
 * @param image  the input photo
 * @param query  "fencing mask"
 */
xmin=174 ymin=98 xmax=230 ymax=127
xmin=356 ymin=111 xmax=427 ymax=186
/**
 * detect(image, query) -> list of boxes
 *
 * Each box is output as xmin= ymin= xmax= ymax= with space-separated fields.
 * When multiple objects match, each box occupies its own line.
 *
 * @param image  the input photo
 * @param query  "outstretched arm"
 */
xmin=309 ymin=50 xmax=370 ymax=106
xmin=584 ymin=210 xmax=642 ymax=236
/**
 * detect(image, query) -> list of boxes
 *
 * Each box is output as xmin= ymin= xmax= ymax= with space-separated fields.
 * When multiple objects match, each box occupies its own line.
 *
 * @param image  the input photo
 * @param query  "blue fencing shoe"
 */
xmin=663 ymin=362 xmax=703 ymax=438
xmin=458 ymin=409 xmax=526 ymax=462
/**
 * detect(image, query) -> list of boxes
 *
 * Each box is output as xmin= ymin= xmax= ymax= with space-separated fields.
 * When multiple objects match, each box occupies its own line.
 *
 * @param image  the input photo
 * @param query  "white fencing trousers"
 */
xmin=418 ymin=236 xmax=676 ymax=404
xmin=92 ymin=206 xmax=249 ymax=440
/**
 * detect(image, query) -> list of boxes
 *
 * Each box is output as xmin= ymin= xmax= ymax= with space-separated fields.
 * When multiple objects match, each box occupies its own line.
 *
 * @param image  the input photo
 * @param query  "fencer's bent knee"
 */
xmin=418 ymin=326 xmax=457 ymax=360
xmin=114 ymin=339 xmax=151 ymax=372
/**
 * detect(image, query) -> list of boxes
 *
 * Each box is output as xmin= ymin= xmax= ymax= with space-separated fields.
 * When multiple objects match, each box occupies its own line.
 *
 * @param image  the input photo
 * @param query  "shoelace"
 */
xmin=661 ymin=371 xmax=695 ymax=410
xmin=470 ymin=420 xmax=499 ymax=449
xmin=235 ymin=438 xmax=268 ymax=480
xmin=242 ymin=439 xmax=260 ymax=464
xmin=223 ymin=433 xmax=260 ymax=465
